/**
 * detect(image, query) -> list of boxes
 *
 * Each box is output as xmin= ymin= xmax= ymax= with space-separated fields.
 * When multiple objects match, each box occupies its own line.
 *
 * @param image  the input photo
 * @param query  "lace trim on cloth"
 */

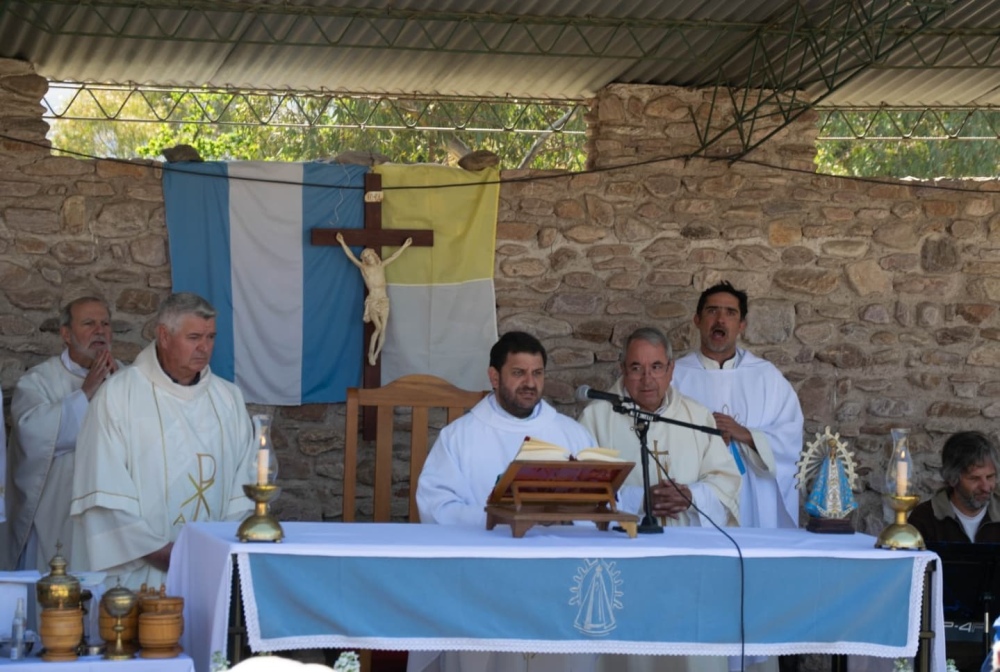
xmin=236 ymin=554 xmax=938 ymax=662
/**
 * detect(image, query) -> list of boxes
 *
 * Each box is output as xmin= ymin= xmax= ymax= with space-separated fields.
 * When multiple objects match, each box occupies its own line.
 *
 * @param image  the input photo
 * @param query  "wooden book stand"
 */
xmin=485 ymin=460 xmax=640 ymax=538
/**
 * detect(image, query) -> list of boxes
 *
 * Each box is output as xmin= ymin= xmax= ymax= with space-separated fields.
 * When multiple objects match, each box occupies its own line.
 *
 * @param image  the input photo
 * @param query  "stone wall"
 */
xmin=3 ymin=58 xmax=1000 ymax=531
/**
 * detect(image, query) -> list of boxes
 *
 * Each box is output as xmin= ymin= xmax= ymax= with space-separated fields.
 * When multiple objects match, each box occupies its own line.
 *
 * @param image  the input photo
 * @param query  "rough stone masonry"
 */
xmin=2 ymin=58 xmax=1000 ymax=531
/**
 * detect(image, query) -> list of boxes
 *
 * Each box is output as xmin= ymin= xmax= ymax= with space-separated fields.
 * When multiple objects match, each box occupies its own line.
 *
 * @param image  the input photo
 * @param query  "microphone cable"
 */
xmin=637 ymin=422 xmax=749 ymax=672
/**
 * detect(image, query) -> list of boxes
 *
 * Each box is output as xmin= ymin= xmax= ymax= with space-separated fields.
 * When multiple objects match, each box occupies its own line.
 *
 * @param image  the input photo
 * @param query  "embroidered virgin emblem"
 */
xmin=569 ymin=559 xmax=623 ymax=636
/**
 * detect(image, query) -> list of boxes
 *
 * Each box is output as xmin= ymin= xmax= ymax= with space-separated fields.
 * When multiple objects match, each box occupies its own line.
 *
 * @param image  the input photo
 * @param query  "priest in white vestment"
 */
xmin=671 ymin=283 xmax=804 ymax=672
xmin=70 ymin=292 xmax=256 ymax=590
xmin=4 ymin=297 xmax=120 ymax=572
xmin=412 ymin=331 xmax=597 ymax=672
xmin=671 ymin=282 xmax=803 ymax=531
xmin=580 ymin=327 xmax=740 ymax=672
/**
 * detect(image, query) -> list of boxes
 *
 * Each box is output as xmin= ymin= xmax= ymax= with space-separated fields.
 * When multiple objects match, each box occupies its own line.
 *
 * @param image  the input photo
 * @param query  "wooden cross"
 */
xmin=311 ymin=172 xmax=434 ymax=438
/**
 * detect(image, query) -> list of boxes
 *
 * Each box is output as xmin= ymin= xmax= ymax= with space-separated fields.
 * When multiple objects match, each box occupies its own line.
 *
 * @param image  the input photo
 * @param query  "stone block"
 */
xmin=606 ymin=299 xmax=644 ymax=315
xmin=499 ymin=257 xmax=546 ymax=277
xmin=859 ymin=304 xmax=891 ymax=324
xmin=879 ymin=253 xmax=918 ymax=272
xmin=5 ymin=207 xmax=59 ymax=233
xmin=926 ymin=402 xmax=981 ymax=418
xmin=96 ymin=159 xmax=155 ymax=179
xmin=537 ymin=226 xmax=558 ymax=247
xmin=115 ymin=288 xmax=160 ymax=315
xmin=744 ymin=299 xmax=794 ymax=344
xmin=646 ymin=301 xmax=687 ymax=319
xmin=794 ymin=322 xmax=835 ymax=345
xmin=968 ymin=345 xmax=1000 ymax=368
xmin=956 ymin=304 xmax=996 ymax=325
xmin=554 ymin=199 xmax=584 ymax=220
xmin=546 ymin=293 xmax=602 ymax=315
xmin=563 ymin=225 xmax=608 ymax=243
xmin=496 ymin=221 xmax=537 ymax=241
xmin=94 ymin=202 xmax=149 ymax=237
xmin=613 ymin=219 xmax=653 ymax=242
xmin=0 ymin=180 xmax=40 ymax=197
xmin=51 ymin=240 xmax=97 ymax=265
xmin=873 ymin=222 xmax=919 ymax=249
xmin=606 ymin=272 xmax=639 ymax=290
xmin=729 ymin=245 xmax=779 ymax=267
xmin=774 ymin=268 xmax=839 ymax=295
xmin=821 ymin=240 xmax=868 ymax=258
xmin=641 ymin=237 xmax=688 ymax=259
xmin=498 ymin=312 xmax=572 ymax=338
xmin=920 ymin=236 xmax=959 ymax=272
xmin=815 ymin=343 xmax=867 ymax=368
xmin=22 ymin=156 xmax=92 ymax=177
xmin=575 ymin=320 xmax=613 ymax=343
xmin=965 ymin=198 xmax=995 ymax=217
xmin=548 ymin=347 xmax=594 ymax=369
xmin=585 ymin=194 xmax=615 ymax=227
xmin=130 ymin=235 xmax=168 ymax=267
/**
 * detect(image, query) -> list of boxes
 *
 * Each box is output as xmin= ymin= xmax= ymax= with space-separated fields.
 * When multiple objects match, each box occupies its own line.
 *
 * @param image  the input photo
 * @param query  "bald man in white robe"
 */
xmin=5 ymin=297 xmax=119 ymax=572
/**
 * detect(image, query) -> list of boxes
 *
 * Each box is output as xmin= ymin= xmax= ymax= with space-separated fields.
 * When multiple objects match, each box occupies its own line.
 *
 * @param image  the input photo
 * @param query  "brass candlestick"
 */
xmin=237 ymin=483 xmax=284 ymax=542
xmin=875 ymin=494 xmax=925 ymax=550
xmin=102 ymin=582 xmax=137 ymax=661
xmin=237 ymin=414 xmax=283 ymax=543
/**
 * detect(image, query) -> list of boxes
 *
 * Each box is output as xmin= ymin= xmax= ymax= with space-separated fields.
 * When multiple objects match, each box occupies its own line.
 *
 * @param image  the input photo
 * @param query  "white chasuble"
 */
xmin=71 ymin=342 xmax=255 ymax=589
xmin=672 ymin=350 xmax=804 ymax=529
xmin=5 ymin=353 xmax=100 ymax=571
xmin=578 ymin=378 xmax=740 ymax=528
xmin=410 ymin=395 xmax=598 ymax=672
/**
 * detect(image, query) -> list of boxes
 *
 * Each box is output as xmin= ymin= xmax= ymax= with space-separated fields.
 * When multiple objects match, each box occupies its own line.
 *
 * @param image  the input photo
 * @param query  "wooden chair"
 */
xmin=343 ymin=373 xmax=488 ymax=522
xmin=342 ymin=374 xmax=487 ymax=672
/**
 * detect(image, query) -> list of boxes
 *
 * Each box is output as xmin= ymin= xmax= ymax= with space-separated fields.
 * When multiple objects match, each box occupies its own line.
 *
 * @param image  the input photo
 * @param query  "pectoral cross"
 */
xmin=649 ymin=440 xmax=671 ymax=527
xmin=311 ymin=172 xmax=434 ymax=439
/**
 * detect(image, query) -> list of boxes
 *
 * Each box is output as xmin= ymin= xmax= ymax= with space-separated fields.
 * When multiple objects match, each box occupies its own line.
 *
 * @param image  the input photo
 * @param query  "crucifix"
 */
xmin=311 ymin=172 xmax=434 ymax=438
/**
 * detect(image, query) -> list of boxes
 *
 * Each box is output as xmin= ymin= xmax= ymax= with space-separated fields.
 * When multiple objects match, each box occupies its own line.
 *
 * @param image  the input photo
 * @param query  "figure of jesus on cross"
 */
xmin=335 ymin=232 xmax=412 ymax=365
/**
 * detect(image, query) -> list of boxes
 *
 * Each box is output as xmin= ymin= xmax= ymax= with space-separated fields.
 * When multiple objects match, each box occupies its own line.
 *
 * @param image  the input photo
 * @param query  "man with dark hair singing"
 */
xmin=673 ymin=281 xmax=804 ymax=530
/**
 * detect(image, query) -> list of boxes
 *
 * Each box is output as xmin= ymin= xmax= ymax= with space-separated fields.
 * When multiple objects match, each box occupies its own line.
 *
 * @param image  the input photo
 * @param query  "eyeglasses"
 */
xmin=624 ymin=363 xmax=670 ymax=379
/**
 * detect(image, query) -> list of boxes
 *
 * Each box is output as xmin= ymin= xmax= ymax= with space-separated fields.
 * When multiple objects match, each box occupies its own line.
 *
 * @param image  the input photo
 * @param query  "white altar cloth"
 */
xmin=167 ymin=522 xmax=944 ymax=672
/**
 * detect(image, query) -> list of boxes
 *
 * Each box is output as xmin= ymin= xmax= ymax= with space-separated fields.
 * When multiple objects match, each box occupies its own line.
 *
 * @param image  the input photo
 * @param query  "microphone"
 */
xmin=575 ymin=385 xmax=629 ymax=405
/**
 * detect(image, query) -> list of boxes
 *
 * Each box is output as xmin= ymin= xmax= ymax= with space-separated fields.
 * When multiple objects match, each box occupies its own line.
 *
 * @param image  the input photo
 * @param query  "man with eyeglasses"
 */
xmin=579 ymin=327 xmax=740 ymax=528
xmin=672 ymin=282 xmax=803 ymax=533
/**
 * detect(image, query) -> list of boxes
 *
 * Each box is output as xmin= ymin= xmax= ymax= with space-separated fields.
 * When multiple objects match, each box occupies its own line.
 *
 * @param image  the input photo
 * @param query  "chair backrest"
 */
xmin=343 ymin=374 xmax=488 ymax=523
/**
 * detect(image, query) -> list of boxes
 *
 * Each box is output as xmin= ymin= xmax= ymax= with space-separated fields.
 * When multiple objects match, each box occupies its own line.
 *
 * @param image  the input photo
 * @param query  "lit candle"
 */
xmin=257 ymin=437 xmax=269 ymax=486
xmin=895 ymin=457 xmax=907 ymax=496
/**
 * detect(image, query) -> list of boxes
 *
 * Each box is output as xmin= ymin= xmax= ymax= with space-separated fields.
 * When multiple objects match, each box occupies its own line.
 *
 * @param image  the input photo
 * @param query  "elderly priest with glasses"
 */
xmin=579 ymin=326 xmax=741 ymax=672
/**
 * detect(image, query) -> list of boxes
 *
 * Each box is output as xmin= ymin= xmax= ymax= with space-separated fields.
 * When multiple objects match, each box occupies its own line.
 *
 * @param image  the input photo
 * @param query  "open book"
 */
xmin=515 ymin=436 xmax=623 ymax=462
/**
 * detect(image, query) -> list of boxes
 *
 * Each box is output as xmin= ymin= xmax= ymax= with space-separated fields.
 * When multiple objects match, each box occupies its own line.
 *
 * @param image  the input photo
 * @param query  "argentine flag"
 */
xmin=163 ymin=161 xmax=366 ymax=404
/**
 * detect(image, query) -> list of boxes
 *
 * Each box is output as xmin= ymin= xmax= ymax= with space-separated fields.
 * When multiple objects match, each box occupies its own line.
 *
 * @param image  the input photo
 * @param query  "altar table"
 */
xmin=167 ymin=522 xmax=945 ymax=672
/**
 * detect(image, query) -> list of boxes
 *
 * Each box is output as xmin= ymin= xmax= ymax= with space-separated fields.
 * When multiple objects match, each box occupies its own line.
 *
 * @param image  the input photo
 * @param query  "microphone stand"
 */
xmin=609 ymin=400 xmax=723 ymax=536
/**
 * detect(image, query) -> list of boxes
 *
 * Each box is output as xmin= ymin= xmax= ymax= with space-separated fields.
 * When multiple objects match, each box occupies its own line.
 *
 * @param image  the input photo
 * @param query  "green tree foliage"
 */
xmin=47 ymin=88 xmax=588 ymax=170
xmin=816 ymin=109 xmax=1000 ymax=178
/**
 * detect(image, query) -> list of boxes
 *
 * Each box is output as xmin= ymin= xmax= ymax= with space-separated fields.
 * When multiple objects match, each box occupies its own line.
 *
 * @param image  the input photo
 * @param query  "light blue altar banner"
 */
xmin=168 ymin=522 xmax=944 ymax=671
xmin=241 ymin=552 xmax=910 ymax=650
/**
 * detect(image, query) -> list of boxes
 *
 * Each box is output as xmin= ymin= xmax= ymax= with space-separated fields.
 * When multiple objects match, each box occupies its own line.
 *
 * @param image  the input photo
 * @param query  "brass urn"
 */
xmin=36 ymin=543 xmax=81 ymax=609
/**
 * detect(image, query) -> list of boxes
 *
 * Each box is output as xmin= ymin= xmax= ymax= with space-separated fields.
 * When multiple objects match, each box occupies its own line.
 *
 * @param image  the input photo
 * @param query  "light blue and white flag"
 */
xmin=163 ymin=161 xmax=366 ymax=405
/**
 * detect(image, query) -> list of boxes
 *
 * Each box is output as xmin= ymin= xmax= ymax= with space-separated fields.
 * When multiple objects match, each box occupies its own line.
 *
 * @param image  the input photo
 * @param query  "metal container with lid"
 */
xmin=36 ymin=543 xmax=81 ymax=610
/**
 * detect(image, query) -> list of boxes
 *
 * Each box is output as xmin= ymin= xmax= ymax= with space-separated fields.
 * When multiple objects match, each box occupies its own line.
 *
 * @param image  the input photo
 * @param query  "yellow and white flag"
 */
xmin=376 ymin=164 xmax=499 ymax=391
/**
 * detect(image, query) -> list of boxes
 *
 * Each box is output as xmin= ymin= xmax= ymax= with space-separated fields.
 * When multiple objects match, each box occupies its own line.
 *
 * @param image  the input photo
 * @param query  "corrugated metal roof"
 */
xmin=0 ymin=0 xmax=996 ymax=106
